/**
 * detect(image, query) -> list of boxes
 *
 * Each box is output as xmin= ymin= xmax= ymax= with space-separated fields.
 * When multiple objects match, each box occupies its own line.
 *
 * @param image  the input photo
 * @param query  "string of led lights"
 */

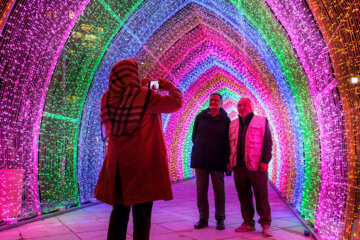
xmin=0 ymin=0 xmax=359 ymax=239
xmin=305 ymin=1 xmax=360 ymax=238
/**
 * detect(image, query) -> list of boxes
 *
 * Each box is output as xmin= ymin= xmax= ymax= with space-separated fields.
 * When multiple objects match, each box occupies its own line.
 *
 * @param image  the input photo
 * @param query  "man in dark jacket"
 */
xmin=191 ymin=93 xmax=230 ymax=230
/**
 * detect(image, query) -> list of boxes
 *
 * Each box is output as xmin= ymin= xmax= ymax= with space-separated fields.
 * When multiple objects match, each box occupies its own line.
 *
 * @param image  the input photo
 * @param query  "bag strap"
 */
xmin=139 ymin=88 xmax=151 ymax=122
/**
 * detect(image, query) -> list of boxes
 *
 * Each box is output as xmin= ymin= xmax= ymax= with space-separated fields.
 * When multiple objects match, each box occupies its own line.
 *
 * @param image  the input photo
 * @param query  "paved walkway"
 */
xmin=0 ymin=176 xmax=312 ymax=239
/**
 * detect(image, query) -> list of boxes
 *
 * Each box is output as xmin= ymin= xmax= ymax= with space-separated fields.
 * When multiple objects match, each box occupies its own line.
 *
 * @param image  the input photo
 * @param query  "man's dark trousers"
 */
xmin=195 ymin=168 xmax=225 ymax=221
xmin=233 ymin=166 xmax=271 ymax=226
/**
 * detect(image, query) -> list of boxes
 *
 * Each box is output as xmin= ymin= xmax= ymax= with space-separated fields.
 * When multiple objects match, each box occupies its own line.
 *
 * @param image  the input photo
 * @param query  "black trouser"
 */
xmin=107 ymin=202 xmax=153 ymax=240
xmin=195 ymin=168 xmax=225 ymax=221
xmin=234 ymin=166 xmax=271 ymax=226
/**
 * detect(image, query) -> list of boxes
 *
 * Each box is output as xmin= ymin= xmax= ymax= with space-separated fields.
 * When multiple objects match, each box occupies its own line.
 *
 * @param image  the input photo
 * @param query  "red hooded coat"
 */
xmin=95 ymin=86 xmax=182 ymax=206
xmin=95 ymin=59 xmax=182 ymax=206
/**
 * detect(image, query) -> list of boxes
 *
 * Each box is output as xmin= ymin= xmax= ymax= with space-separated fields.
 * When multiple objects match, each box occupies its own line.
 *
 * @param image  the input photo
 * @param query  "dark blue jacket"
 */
xmin=190 ymin=108 xmax=230 ymax=172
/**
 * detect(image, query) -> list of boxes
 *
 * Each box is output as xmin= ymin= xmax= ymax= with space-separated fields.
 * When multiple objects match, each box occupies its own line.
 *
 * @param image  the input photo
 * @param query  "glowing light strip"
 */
xmin=43 ymin=112 xmax=79 ymax=123
xmin=33 ymin=0 xmax=89 ymax=212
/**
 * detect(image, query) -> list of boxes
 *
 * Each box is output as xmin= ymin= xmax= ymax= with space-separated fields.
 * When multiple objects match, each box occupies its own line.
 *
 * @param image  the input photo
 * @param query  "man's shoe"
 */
xmin=194 ymin=220 xmax=208 ymax=229
xmin=235 ymin=223 xmax=255 ymax=232
xmin=216 ymin=220 xmax=225 ymax=230
xmin=262 ymin=225 xmax=273 ymax=237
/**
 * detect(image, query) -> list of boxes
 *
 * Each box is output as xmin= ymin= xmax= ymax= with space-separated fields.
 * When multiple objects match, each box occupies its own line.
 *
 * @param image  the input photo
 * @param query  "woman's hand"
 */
xmin=158 ymin=78 xmax=175 ymax=90
xmin=227 ymin=163 xmax=233 ymax=171
xmin=259 ymin=162 xmax=268 ymax=172
xmin=140 ymin=78 xmax=150 ymax=87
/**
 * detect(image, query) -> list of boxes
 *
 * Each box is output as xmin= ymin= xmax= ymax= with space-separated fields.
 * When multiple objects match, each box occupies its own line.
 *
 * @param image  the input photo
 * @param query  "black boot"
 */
xmin=194 ymin=220 xmax=208 ymax=229
xmin=216 ymin=220 xmax=225 ymax=230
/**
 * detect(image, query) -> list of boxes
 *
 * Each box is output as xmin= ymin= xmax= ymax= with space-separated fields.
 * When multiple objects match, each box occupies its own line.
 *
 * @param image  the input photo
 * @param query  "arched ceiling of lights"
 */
xmin=0 ymin=0 xmax=359 ymax=239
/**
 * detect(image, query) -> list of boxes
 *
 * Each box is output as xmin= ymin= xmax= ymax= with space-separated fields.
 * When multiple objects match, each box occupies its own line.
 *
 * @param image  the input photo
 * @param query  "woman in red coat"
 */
xmin=95 ymin=58 xmax=182 ymax=240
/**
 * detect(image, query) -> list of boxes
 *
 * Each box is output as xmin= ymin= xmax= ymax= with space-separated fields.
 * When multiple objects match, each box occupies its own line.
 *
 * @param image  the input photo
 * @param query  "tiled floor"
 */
xmin=0 ymin=177 xmax=313 ymax=239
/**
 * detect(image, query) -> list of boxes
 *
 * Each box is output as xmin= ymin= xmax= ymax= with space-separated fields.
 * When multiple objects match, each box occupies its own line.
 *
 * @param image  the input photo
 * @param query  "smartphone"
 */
xmin=148 ymin=80 xmax=159 ymax=90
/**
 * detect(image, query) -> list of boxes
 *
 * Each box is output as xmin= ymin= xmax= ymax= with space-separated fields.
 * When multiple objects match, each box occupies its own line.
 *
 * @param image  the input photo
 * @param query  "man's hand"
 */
xmin=159 ymin=78 xmax=175 ymax=90
xmin=227 ymin=163 xmax=233 ymax=171
xmin=260 ymin=162 xmax=268 ymax=172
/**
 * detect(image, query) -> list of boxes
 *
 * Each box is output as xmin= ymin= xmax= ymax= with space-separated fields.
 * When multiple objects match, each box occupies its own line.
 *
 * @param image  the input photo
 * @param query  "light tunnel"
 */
xmin=0 ymin=0 xmax=359 ymax=239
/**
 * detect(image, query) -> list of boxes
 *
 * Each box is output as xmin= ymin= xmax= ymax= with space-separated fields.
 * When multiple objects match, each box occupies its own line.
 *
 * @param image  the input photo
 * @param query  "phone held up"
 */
xmin=148 ymin=80 xmax=159 ymax=90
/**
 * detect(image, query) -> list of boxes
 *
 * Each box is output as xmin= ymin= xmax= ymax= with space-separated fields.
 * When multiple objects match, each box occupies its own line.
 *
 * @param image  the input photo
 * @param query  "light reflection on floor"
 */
xmin=0 ymin=177 xmax=311 ymax=239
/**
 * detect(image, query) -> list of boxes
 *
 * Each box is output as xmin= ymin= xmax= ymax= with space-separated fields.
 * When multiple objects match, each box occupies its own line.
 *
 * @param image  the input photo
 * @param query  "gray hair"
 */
xmin=238 ymin=96 xmax=255 ymax=112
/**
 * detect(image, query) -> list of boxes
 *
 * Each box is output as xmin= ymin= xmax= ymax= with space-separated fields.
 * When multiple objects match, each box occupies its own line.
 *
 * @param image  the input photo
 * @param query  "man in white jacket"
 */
xmin=228 ymin=97 xmax=273 ymax=237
